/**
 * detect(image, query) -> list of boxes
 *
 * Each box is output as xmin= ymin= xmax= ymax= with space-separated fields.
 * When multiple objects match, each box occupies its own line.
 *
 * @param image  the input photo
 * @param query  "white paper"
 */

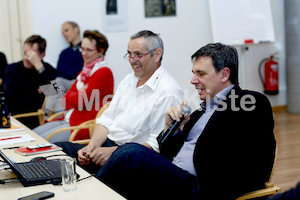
xmin=0 ymin=134 xmax=35 ymax=146
xmin=0 ymin=122 xmax=25 ymax=134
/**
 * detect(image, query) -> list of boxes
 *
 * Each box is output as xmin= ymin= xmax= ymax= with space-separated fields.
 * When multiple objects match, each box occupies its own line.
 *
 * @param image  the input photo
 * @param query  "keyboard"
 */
xmin=18 ymin=162 xmax=55 ymax=179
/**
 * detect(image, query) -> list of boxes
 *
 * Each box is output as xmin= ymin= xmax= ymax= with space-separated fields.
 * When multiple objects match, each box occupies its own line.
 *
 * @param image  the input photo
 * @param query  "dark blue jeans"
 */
xmin=55 ymin=139 xmax=117 ymax=174
xmin=97 ymin=143 xmax=200 ymax=200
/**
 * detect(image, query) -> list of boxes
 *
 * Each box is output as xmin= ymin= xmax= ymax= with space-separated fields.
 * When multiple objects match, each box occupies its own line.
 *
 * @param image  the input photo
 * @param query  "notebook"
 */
xmin=14 ymin=144 xmax=62 ymax=156
xmin=0 ymin=150 xmax=62 ymax=187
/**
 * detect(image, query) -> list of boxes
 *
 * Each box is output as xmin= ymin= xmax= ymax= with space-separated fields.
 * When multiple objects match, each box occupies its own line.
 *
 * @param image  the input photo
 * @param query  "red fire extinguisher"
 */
xmin=259 ymin=55 xmax=279 ymax=95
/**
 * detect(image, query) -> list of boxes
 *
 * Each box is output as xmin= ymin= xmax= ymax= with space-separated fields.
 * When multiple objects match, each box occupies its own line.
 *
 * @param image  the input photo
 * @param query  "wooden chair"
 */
xmin=45 ymin=102 xmax=110 ymax=144
xmin=13 ymin=97 xmax=47 ymax=125
xmin=236 ymin=146 xmax=281 ymax=200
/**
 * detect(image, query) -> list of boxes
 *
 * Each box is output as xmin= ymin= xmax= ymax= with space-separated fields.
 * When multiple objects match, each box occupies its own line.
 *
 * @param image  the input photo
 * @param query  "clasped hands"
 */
xmin=78 ymin=101 xmax=191 ymax=167
xmin=78 ymin=146 xmax=118 ymax=166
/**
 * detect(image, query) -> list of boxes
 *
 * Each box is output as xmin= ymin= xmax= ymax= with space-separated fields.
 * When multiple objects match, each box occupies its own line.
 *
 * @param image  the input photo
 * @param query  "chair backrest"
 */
xmin=68 ymin=101 xmax=111 ymax=143
xmin=13 ymin=97 xmax=47 ymax=125
xmin=37 ymin=97 xmax=47 ymax=124
xmin=268 ymin=145 xmax=278 ymax=182
xmin=236 ymin=145 xmax=280 ymax=200
xmin=92 ymin=101 xmax=110 ymax=132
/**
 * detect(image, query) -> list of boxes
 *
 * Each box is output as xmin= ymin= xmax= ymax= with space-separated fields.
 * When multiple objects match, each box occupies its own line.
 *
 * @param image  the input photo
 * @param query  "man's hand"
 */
xmin=24 ymin=50 xmax=43 ymax=70
xmin=78 ymin=145 xmax=94 ymax=165
xmin=164 ymin=101 xmax=190 ymax=132
xmin=89 ymin=146 xmax=118 ymax=166
xmin=37 ymin=88 xmax=43 ymax=94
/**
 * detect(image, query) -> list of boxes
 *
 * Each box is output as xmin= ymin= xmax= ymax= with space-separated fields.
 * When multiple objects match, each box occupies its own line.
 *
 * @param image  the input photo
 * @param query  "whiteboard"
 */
xmin=208 ymin=0 xmax=275 ymax=45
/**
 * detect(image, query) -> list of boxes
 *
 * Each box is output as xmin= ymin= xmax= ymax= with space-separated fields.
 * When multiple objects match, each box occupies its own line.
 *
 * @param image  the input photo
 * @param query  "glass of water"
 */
xmin=60 ymin=157 xmax=77 ymax=192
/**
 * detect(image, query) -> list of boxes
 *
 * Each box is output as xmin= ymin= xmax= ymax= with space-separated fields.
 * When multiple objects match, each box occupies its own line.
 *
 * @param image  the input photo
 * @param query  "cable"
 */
xmin=77 ymin=174 xmax=95 ymax=182
xmin=0 ymin=177 xmax=17 ymax=181
xmin=44 ymin=154 xmax=70 ymax=159
xmin=0 ymin=177 xmax=19 ymax=184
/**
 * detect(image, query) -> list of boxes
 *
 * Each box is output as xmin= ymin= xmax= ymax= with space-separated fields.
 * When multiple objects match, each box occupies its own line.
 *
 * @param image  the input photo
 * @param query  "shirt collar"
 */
xmin=200 ymin=84 xmax=235 ymax=111
xmin=72 ymin=42 xmax=81 ymax=51
xmin=132 ymin=66 xmax=165 ymax=91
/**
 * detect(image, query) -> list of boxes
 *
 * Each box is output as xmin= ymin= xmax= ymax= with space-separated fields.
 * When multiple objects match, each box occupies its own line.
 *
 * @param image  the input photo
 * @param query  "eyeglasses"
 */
xmin=123 ymin=49 xmax=157 ymax=61
xmin=79 ymin=47 xmax=97 ymax=54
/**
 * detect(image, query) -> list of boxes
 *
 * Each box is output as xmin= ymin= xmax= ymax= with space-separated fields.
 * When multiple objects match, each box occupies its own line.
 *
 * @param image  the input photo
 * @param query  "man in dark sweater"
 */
xmin=4 ymin=35 xmax=57 ymax=129
xmin=45 ymin=21 xmax=84 ymax=113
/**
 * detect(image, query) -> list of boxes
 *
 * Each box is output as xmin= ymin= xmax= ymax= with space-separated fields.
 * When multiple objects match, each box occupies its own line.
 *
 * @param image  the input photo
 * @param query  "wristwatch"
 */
xmin=37 ymin=66 xmax=45 ymax=74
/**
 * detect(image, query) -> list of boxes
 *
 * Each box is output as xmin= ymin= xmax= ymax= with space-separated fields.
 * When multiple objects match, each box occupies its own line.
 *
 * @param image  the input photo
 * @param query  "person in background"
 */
xmin=95 ymin=43 xmax=276 ymax=200
xmin=56 ymin=21 xmax=83 ymax=85
xmin=33 ymin=30 xmax=114 ymax=143
xmin=0 ymin=52 xmax=7 ymax=92
xmin=45 ymin=21 xmax=84 ymax=114
xmin=4 ymin=35 xmax=57 ymax=129
xmin=55 ymin=30 xmax=184 ymax=175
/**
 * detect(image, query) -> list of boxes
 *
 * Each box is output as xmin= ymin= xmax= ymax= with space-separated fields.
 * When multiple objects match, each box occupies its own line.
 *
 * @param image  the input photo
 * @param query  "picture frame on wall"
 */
xmin=102 ymin=0 xmax=128 ymax=32
xmin=106 ymin=0 xmax=117 ymax=15
xmin=145 ymin=0 xmax=176 ymax=17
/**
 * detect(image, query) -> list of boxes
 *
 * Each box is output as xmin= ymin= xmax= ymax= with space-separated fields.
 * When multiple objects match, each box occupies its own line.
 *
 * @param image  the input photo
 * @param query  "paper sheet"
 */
xmin=0 ymin=122 xmax=25 ymax=134
xmin=0 ymin=134 xmax=35 ymax=146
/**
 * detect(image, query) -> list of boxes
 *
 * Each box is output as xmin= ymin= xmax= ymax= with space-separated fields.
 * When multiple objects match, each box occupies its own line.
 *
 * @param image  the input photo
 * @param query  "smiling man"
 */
xmin=95 ymin=43 xmax=276 ymax=200
xmin=55 ymin=30 xmax=184 ymax=174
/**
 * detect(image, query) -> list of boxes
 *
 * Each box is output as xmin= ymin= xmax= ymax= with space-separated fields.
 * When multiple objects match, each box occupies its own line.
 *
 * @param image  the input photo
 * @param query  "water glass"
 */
xmin=60 ymin=157 xmax=77 ymax=192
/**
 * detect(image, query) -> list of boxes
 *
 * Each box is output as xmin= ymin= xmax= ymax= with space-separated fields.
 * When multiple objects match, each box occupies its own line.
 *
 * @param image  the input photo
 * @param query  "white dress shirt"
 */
xmin=96 ymin=66 xmax=184 ymax=152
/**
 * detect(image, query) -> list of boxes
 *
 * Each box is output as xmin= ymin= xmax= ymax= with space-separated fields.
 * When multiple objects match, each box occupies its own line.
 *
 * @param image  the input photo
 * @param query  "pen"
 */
xmin=2 ymin=146 xmax=22 ymax=150
xmin=0 ymin=136 xmax=21 ymax=141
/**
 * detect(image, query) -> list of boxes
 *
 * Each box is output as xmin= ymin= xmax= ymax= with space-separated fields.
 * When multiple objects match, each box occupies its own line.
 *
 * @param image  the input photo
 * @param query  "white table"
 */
xmin=0 ymin=118 xmax=125 ymax=200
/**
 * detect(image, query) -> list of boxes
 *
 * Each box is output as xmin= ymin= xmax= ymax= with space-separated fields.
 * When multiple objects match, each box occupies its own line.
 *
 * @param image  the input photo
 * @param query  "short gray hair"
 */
xmin=130 ymin=30 xmax=164 ymax=62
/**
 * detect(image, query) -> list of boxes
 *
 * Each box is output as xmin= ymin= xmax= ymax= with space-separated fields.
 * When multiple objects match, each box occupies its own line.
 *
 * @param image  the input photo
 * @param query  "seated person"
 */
xmin=46 ymin=21 xmax=84 ymax=113
xmin=55 ymin=30 xmax=184 ymax=174
xmin=33 ymin=30 xmax=114 ymax=143
xmin=94 ymin=43 xmax=277 ymax=200
xmin=56 ymin=21 xmax=84 ymax=86
xmin=4 ymin=35 xmax=57 ymax=129
xmin=0 ymin=51 xmax=7 ymax=92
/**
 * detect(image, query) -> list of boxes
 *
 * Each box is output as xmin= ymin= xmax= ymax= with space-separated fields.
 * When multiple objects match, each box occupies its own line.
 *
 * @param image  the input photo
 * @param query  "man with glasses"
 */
xmin=95 ymin=43 xmax=276 ymax=200
xmin=55 ymin=30 xmax=184 ymax=173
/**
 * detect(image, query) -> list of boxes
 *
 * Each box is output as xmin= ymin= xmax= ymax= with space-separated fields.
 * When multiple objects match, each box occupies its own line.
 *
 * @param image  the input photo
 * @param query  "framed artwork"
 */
xmin=145 ymin=0 xmax=176 ymax=17
xmin=106 ymin=0 xmax=117 ymax=15
xmin=103 ymin=0 xmax=128 ymax=32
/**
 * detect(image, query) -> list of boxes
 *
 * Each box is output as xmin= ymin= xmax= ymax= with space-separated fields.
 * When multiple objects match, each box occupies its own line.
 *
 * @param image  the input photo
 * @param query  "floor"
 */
xmin=272 ymin=110 xmax=300 ymax=193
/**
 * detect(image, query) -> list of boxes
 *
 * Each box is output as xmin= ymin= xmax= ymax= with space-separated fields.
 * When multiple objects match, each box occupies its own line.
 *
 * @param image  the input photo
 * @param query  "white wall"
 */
xmin=28 ymin=0 xmax=287 ymax=110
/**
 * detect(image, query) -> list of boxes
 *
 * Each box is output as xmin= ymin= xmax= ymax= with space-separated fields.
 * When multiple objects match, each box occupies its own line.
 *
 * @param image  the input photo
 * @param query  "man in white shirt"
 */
xmin=55 ymin=30 xmax=183 ymax=172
